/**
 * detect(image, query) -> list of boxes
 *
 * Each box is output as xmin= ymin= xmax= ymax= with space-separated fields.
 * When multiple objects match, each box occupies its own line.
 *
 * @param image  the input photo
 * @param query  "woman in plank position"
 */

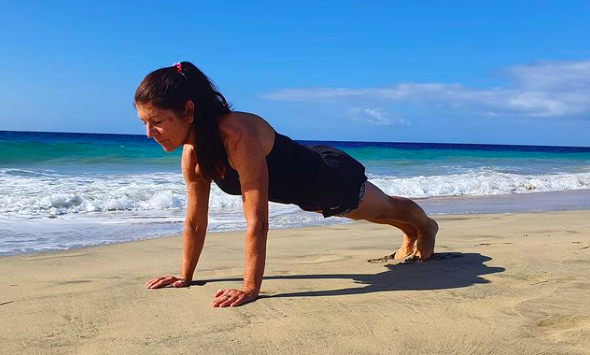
xmin=137 ymin=62 xmax=438 ymax=307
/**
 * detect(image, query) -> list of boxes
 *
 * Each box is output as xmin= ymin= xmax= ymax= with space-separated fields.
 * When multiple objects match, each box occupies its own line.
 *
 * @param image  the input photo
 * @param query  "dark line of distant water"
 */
xmin=1 ymin=130 xmax=589 ymax=153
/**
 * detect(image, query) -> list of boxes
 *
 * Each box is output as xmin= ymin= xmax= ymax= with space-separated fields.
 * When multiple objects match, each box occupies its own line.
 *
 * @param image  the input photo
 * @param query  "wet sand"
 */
xmin=1 ymin=210 xmax=590 ymax=355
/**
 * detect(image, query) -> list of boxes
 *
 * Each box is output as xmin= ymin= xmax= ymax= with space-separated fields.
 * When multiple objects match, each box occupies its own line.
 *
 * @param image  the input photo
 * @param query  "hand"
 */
xmin=210 ymin=288 xmax=257 ymax=308
xmin=145 ymin=276 xmax=190 ymax=289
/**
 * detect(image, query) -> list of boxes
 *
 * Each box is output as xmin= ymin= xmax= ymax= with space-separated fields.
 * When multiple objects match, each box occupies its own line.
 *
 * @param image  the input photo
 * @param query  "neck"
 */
xmin=182 ymin=125 xmax=195 ymax=147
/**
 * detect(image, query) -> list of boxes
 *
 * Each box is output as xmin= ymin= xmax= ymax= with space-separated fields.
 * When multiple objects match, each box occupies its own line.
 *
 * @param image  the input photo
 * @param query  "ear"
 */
xmin=183 ymin=101 xmax=195 ymax=123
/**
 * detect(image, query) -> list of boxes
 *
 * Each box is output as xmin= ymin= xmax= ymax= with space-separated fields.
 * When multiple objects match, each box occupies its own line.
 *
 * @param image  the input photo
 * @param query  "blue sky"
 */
xmin=1 ymin=0 xmax=589 ymax=147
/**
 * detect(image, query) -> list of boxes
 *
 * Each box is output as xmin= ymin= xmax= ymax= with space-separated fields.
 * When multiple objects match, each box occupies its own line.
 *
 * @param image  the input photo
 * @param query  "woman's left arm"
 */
xmin=210 ymin=124 xmax=269 ymax=308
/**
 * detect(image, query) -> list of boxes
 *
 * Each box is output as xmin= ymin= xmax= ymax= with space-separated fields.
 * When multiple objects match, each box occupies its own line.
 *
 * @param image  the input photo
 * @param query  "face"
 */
xmin=136 ymin=102 xmax=194 ymax=152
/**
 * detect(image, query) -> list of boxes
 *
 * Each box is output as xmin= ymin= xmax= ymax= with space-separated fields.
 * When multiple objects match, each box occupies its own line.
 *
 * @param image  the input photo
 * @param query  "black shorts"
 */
xmin=294 ymin=146 xmax=368 ymax=218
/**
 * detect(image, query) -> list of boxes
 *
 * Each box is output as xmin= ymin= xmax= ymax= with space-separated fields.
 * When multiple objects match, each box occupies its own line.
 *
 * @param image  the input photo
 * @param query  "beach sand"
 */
xmin=1 ymin=210 xmax=590 ymax=355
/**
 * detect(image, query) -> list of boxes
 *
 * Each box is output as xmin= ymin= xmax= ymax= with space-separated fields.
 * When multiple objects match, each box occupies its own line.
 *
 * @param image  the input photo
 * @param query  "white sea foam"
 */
xmin=1 ymin=168 xmax=589 ymax=255
xmin=369 ymin=169 xmax=590 ymax=198
xmin=1 ymin=169 xmax=590 ymax=218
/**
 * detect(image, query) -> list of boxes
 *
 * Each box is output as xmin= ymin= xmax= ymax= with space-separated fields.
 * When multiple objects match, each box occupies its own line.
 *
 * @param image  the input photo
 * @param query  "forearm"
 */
xmin=242 ymin=224 xmax=268 ymax=295
xmin=179 ymin=223 xmax=207 ymax=281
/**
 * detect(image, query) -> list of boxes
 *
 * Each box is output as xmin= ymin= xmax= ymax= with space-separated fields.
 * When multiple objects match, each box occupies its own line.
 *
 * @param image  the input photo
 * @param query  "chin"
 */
xmin=160 ymin=142 xmax=179 ymax=152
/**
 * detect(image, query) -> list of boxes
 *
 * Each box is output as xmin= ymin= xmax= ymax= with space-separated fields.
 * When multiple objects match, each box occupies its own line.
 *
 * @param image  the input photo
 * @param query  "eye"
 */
xmin=153 ymin=121 xmax=163 ymax=125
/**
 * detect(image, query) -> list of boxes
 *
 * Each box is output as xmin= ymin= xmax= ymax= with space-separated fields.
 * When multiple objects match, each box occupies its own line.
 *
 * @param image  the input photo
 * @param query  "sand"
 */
xmin=1 ymin=210 xmax=590 ymax=355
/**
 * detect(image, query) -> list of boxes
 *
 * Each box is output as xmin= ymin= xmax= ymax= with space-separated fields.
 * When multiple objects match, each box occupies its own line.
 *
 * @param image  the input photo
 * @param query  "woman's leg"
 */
xmin=342 ymin=181 xmax=438 ymax=260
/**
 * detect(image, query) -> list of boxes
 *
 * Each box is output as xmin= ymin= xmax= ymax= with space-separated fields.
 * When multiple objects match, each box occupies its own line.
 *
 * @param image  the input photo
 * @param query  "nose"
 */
xmin=145 ymin=123 xmax=154 ymax=138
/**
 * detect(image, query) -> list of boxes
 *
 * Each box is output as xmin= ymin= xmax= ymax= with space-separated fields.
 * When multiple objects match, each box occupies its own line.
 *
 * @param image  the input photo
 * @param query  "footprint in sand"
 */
xmin=367 ymin=252 xmax=464 ymax=264
xmin=533 ymin=315 xmax=590 ymax=343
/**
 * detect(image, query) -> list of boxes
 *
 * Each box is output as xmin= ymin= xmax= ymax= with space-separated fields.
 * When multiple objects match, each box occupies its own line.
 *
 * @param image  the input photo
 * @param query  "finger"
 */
xmin=210 ymin=294 xmax=223 ymax=307
xmin=148 ymin=278 xmax=163 ymax=289
xmin=214 ymin=289 xmax=226 ymax=297
xmin=146 ymin=278 xmax=163 ymax=288
xmin=145 ymin=277 xmax=161 ymax=287
xmin=149 ymin=278 xmax=172 ymax=289
xmin=148 ymin=281 xmax=163 ymax=289
xmin=152 ymin=276 xmax=173 ymax=285
xmin=234 ymin=294 xmax=257 ymax=307
xmin=219 ymin=295 xmax=239 ymax=307
xmin=211 ymin=297 xmax=225 ymax=307
xmin=159 ymin=278 xmax=176 ymax=288
xmin=217 ymin=290 xmax=232 ymax=307
xmin=230 ymin=294 xmax=247 ymax=307
xmin=211 ymin=293 xmax=232 ymax=307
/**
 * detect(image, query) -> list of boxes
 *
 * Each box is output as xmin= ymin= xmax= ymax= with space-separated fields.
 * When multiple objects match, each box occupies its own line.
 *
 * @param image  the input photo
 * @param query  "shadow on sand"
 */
xmin=191 ymin=252 xmax=505 ymax=299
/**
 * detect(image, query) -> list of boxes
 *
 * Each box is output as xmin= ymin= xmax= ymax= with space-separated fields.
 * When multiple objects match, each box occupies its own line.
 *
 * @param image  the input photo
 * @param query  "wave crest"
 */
xmin=1 ymin=169 xmax=589 ymax=217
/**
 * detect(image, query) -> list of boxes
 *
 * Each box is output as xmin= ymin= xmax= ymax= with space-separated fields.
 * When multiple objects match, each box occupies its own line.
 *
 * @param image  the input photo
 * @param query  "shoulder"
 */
xmin=218 ymin=113 xmax=272 ymax=181
xmin=218 ymin=112 xmax=273 ymax=152
xmin=181 ymin=144 xmax=207 ymax=183
xmin=218 ymin=112 xmax=262 ymax=138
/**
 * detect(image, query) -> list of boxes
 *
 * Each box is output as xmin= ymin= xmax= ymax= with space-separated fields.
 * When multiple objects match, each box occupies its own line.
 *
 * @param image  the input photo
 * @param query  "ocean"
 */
xmin=1 ymin=130 xmax=589 ymax=256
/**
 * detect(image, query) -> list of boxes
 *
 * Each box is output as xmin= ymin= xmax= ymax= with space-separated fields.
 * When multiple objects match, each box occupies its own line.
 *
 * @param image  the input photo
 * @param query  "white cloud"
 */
xmin=261 ymin=60 xmax=590 ymax=119
xmin=506 ymin=61 xmax=590 ymax=91
xmin=349 ymin=108 xmax=409 ymax=126
xmin=350 ymin=108 xmax=390 ymax=125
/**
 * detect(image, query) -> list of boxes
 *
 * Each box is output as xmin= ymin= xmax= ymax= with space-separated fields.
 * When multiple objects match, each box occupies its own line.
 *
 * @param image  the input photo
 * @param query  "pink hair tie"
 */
xmin=173 ymin=63 xmax=182 ymax=74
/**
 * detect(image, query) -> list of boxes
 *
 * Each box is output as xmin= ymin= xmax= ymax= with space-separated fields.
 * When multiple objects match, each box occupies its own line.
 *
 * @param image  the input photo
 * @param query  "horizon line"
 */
xmin=1 ymin=129 xmax=589 ymax=150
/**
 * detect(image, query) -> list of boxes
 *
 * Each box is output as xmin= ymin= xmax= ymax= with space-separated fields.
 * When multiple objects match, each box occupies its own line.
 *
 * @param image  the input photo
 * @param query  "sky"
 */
xmin=1 ymin=0 xmax=589 ymax=147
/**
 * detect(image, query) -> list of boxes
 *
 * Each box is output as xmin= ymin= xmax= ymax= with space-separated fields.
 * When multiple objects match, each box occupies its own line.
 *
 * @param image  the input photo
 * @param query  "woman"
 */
xmin=137 ymin=62 xmax=438 ymax=307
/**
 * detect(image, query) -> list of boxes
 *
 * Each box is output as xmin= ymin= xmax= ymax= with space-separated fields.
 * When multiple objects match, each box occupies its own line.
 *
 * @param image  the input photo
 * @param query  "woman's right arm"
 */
xmin=178 ymin=166 xmax=211 ymax=283
xmin=145 ymin=146 xmax=210 ymax=289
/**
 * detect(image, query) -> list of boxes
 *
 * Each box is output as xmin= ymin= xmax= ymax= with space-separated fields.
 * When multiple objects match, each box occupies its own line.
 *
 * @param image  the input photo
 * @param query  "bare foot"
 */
xmin=367 ymin=225 xmax=424 ymax=263
xmin=414 ymin=218 xmax=438 ymax=261
xmin=394 ymin=227 xmax=418 ymax=260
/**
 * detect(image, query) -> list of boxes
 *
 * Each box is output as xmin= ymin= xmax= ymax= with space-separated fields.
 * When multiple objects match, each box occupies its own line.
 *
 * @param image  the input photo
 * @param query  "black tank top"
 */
xmin=213 ymin=131 xmax=324 ymax=204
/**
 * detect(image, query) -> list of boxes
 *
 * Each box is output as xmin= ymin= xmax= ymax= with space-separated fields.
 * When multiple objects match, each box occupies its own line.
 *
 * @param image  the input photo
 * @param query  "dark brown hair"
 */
xmin=134 ymin=61 xmax=231 ymax=181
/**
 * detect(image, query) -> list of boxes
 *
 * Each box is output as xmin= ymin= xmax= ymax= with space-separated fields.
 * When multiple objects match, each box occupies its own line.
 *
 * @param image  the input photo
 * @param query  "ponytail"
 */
xmin=134 ymin=61 xmax=232 ymax=181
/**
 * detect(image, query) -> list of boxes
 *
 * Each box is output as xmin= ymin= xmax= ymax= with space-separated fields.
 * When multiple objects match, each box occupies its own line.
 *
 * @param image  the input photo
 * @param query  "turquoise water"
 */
xmin=2 ymin=131 xmax=590 ymax=176
xmin=0 ymin=132 xmax=177 ymax=174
